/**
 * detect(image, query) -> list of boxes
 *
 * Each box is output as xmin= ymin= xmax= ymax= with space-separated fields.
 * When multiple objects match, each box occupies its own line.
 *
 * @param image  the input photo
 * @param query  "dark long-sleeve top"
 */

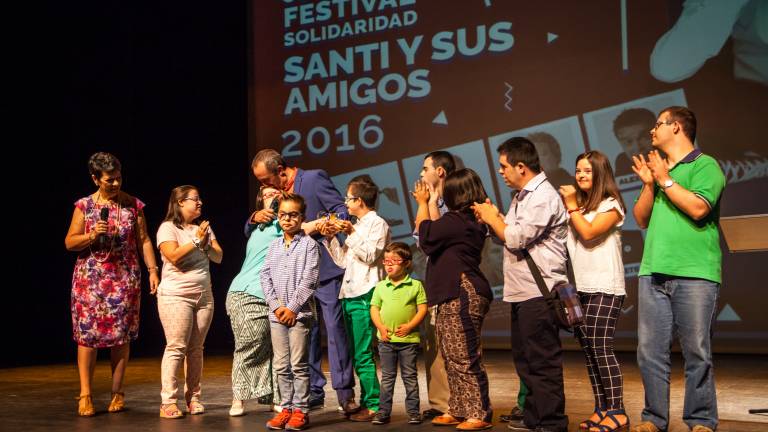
xmin=418 ymin=210 xmax=493 ymax=306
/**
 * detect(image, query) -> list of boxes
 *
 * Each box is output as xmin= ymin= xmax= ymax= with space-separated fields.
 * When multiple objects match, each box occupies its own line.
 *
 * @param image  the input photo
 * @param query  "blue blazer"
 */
xmin=246 ymin=168 xmax=348 ymax=282
xmin=294 ymin=168 xmax=348 ymax=282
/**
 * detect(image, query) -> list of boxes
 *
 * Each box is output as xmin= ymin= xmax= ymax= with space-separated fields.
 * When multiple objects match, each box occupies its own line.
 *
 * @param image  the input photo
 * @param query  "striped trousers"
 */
xmin=226 ymin=291 xmax=279 ymax=403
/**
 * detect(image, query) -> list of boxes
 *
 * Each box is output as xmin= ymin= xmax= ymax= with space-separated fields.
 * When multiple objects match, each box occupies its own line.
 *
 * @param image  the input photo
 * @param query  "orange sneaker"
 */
xmin=286 ymin=408 xmax=309 ymax=430
xmin=267 ymin=408 xmax=293 ymax=430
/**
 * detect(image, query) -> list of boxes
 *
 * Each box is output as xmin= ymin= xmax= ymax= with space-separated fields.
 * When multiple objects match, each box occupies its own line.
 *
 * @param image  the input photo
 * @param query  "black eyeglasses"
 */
xmin=278 ymin=211 xmax=301 ymax=220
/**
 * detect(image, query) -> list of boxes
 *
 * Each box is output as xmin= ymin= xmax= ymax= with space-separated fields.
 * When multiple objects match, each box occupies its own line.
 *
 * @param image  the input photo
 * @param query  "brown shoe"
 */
xmin=691 ymin=426 xmax=714 ymax=432
xmin=629 ymin=421 xmax=659 ymax=432
xmin=456 ymin=419 xmax=494 ymax=430
xmin=432 ymin=414 xmax=462 ymax=426
xmin=108 ymin=392 xmax=125 ymax=413
xmin=77 ymin=394 xmax=95 ymax=417
xmin=349 ymin=409 xmax=376 ymax=422
xmin=341 ymin=399 xmax=361 ymax=415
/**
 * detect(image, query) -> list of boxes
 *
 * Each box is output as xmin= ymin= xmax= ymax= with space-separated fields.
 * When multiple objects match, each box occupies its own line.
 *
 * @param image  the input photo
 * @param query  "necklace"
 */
xmin=88 ymin=191 xmax=122 ymax=263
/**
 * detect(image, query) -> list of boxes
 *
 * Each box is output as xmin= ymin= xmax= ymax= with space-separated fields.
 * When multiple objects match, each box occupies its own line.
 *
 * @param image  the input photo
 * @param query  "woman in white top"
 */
xmin=559 ymin=151 xmax=629 ymax=432
xmin=156 ymin=185 xmax=223 ymax=419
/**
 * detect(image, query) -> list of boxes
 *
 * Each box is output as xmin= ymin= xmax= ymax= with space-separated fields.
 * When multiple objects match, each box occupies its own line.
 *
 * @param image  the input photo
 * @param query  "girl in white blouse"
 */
xmin=559 ymin=151 xmax=629 ymax=432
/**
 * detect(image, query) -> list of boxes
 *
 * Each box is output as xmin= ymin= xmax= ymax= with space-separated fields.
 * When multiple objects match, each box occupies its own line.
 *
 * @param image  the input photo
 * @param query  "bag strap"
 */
xmin=521 ymin=248 xmax=550 ymax=299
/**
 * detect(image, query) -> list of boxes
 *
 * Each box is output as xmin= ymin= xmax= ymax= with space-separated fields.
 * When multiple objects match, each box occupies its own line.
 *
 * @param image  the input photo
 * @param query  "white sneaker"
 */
xmin=229 ymin=400 xmax=244 ymax=417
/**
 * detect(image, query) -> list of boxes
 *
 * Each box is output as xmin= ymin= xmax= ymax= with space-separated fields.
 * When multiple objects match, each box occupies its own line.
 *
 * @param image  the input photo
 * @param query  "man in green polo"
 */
xmin=630 ymin=106 xmax=725 ymax=432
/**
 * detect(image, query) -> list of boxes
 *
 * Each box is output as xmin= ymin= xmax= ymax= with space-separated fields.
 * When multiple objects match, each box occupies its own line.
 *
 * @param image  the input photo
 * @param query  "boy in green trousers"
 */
xmin=320 ymin=175 xmax=391 ymax=421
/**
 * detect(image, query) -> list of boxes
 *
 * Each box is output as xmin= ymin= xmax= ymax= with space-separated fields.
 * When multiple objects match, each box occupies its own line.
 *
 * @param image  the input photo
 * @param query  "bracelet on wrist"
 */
xmin=147 ymin=266 xmax=159 ymax=272
xmin=567 ymin=208 xmax=581 ymax=214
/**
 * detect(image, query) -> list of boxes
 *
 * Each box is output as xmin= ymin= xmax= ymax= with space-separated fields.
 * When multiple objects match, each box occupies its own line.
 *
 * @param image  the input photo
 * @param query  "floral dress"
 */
xmin=71 ymin=194 xmax=144 ymax=348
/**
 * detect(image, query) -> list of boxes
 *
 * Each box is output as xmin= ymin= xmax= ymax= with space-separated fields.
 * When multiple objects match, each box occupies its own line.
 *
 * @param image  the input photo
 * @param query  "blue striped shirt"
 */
xmin=261 ymin=232 xmax=319 ymax=323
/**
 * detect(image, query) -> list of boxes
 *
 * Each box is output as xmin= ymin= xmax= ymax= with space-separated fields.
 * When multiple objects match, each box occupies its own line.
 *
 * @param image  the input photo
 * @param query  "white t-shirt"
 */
xmin=566 ymin=197 xmax=626 ymax=296
xmin=156 ymin=221 xmax=216 ymax=296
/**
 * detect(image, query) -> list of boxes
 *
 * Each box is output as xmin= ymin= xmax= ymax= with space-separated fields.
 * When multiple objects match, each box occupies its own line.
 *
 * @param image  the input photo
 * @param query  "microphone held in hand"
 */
xmin=258 ymin=198 xmax=280 ymax=231
xmin=99 ymin=207 xmax=109 ymax=248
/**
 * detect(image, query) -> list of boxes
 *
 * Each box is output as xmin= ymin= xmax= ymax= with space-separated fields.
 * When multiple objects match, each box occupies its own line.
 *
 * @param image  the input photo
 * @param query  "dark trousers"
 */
xmin=308 ymin=276 xmax=355 ymax=403
xmin=510 ymin=297 xmax=568 ymax=432
xmin=377 ymin=342 xmax=419 ymax=416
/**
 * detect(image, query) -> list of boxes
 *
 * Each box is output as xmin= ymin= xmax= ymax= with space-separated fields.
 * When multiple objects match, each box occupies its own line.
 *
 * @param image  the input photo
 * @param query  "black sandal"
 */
xmin=579 ymin=408 xmax=605 ymax=430
xmin=590 ymin=409 xmax=629 ymax=432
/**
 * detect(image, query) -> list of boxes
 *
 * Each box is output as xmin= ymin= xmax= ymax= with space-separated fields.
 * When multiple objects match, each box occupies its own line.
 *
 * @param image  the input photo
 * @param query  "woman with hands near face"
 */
xmin=155 ymin=185 xmax=222 ymax=419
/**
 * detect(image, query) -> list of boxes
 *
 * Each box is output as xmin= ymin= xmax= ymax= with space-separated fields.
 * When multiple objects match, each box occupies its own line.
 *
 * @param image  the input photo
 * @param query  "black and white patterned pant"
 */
xmin=226 ymin=291 xmax=279 ymax=403
xmin=574 ymin=292 xmax=625 ymax=411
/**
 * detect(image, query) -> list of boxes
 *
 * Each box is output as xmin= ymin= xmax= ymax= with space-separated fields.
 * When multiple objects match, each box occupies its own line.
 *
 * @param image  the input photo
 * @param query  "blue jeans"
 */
xmin=637 ymin=275 xmax=719 ymax=431
xmin=378 ymin=342 xmax=420 ymax=416
xmin=271 ymin=319 xmax=312 ymax=411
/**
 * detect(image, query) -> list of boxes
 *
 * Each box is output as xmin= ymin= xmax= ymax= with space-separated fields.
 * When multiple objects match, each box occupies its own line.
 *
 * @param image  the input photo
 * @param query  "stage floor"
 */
xmin=1 ymin=351 xmax=765 ymax=431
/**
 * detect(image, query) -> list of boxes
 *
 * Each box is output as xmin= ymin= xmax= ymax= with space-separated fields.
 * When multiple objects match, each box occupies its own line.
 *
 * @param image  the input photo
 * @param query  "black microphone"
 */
xmin=258 ymin=198 xmax=280 ymax=231
xmin=99 ymin=207 xmax=109 ymax=248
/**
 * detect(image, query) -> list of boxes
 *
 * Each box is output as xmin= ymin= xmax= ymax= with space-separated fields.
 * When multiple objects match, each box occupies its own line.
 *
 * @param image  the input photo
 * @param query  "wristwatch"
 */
xmin=661 ymin=178 xmax=676 ymax=189
xmin=192 ymin=237 xmax=202 ymax=249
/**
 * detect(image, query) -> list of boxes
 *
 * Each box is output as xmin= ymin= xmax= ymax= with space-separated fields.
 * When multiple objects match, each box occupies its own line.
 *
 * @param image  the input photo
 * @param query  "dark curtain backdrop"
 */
xmin=6 ymin=2 xmax=249 ymax=367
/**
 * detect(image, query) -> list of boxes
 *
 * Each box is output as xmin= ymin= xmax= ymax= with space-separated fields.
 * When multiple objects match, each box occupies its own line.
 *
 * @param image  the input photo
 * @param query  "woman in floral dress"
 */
xmin=65 ymin=152 xmax=160 ymax=416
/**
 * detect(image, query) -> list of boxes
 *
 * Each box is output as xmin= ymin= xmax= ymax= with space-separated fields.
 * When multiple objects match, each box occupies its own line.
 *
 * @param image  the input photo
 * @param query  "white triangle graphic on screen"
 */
xmin=433 ymin=111 xmax=448 ymax=125
xmin=547 ymin=32 xmax=558 ymax=43
xmin=717 ymin=304 xmax=741 ymax=322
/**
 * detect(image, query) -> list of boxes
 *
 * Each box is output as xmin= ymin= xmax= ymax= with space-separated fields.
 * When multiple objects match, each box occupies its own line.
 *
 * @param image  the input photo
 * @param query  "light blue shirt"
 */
xmin=228 ymin=220 xmax=282 ymax=299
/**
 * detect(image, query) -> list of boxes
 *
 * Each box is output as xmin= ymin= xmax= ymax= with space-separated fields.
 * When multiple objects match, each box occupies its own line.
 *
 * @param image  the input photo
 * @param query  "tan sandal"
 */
xmin=187 ymin=400 xmax=205 ymax=415
xmin=108 ymin=392 xmax=125 ymax=413
xmin=77 ymin=394 xmax=95 ymax=417
xmin=159 ymin=403 xmax=184 ymax=419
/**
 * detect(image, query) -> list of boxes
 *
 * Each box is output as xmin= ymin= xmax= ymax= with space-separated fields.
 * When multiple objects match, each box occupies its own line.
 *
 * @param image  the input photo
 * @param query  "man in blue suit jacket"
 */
xmin=249 ymin=149 xmax=358 ymax=413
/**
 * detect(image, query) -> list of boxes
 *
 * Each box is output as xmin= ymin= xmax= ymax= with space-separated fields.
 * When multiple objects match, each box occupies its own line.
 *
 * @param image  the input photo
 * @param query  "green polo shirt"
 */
xmin=370 ymin=275 xmax=427 ymax=343
xmin=639 ymin=150 xmax=725 ymax=283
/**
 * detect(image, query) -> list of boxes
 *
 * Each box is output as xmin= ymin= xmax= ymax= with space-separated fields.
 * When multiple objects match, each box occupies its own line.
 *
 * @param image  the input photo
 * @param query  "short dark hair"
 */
xmin=612 ymin=108 xmax=656 ymax=135
xmin=660 ymin=106 xmax=697 ymax=143
xmin=280 ymin=193 xmax=306 ymax=216
xmin=252 ymin=148 xmax=286 ymax=174
xmin=443 ymin=168 xmax=489 ymax=212
xmin=88 ymin=152 xmax=122 ymax=178
xmin=497 ymin=137 xmax=541 ymax=173
xmin=425 ymin=151 xmax=456 ymax=175
xmin=347 ymin=175 xmax=378 ymax=209
xmin=384 ymin=242 xmax=412 ymax=271
xmin=164 ymin=185 xmax=200 ymax=228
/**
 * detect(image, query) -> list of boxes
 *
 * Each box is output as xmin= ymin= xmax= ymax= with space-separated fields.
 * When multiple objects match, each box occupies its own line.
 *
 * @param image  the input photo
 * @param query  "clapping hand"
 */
xmin=558 ymin=185 xmax=578 ymax=210
xmin=197 ymin=220 xmax=211 ymax=248
xmin=646 ymin=150 xmax=671 ymax=184
xmin=631 ymin=154 xmax=655 ymax=185
xmin=412 ymin=180 xmax=431 ymax=205
xmin=471 ymin=198 xmax=500 ymax=224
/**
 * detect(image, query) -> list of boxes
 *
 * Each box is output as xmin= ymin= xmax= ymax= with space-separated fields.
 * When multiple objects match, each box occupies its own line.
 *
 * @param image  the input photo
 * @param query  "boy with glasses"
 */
xmin=262 ymin=194 xmax=319 ymax=431
xmin=319 ymin=175 xmax=391 ymax=422
xmin=369 ymin=242 xmax=428 ymax=425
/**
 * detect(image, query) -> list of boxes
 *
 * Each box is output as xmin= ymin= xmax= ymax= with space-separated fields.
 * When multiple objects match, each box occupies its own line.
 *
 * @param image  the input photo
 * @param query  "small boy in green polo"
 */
xmin=370 ymin=242 xmax=427 ymax=425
